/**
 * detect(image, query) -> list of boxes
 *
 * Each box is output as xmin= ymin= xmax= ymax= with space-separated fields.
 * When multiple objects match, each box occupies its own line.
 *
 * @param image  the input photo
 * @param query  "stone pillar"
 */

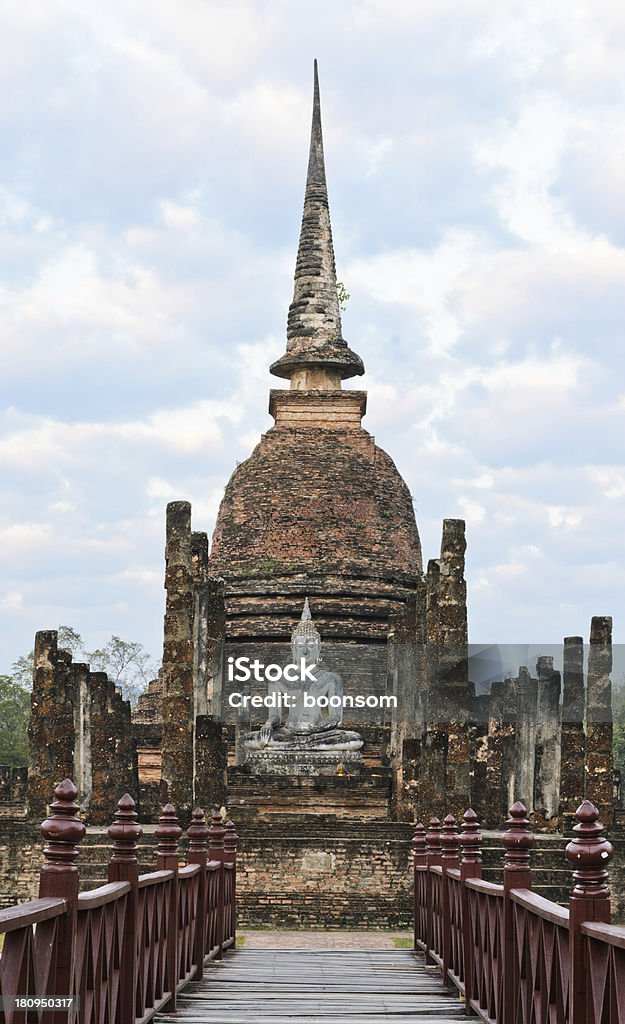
xmin=89 ymin=672 xmax=135 ymax=825
xmin=389 ymin=589 xmax=424 ymax=820
xmin=586 ymin=616 xmax=613 ymax=826
xmin=468 ymin=690 xmax=489 ymax=827
xmin=27 ymin=631 xmax=75 ymax=819
xmin=533 ymin=656 xmax=561 ymax=828
xmin=501 ymin=676 xmax=518 ymax=818
xmin=194 ymin=716 xmax=227 ymax=813
xmin=515 ymin=666 xmax=537 ymax=815
xmin=192 ymin=531 xmax=209 ymax=720
xmin=418 ymin=559 xmax=446 ymax=818
xmin=485 ymin=682 xmax=504 ymax=828
xmin=559 ymin=637 xmax=585 ymax=831
xmin=161 ymin=500 xmax=195 ymax=821
xmin=203 ymin=578 xmax=226 ymax=720
xmin=437 ymin=519 xmax=470 ymax=815
xmin=419 ymin=520 xmax=470 ymax=819
xmin=71 ymin=661 xmax=92 ymax=814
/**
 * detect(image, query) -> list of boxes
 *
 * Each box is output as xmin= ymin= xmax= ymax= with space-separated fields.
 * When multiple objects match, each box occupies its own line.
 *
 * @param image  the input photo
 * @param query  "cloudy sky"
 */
xmin=1 ymin=0 xmax=624 ymax=671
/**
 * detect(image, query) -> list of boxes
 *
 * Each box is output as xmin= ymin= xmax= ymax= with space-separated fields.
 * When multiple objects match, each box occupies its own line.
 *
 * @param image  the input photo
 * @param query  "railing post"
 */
xmin=208 ymin=806 xmax=226 ymax=958
xmin=565 ymin=800 xmax=613 ymax=1024
xmin=224 ymin=816 xmax=239 ymax=948
xmin=412 ymin=821 xmax=427 ymax=951
xmin=156 ymin=802 xmax=183 ymax=1012
xmin=501 ymin=801 xmax=534 ymax=1024
xmin=38 ymin=779 xmax=86 ymax=1024
xmin=425 ymin=815 xmax=442 ymax=964
xmin=187 ymin=807 xmax=209 ymax=979
xmin=108 ymin=793 xmax=143 ymax=1024
xmin=441 ymin=813 xmax=460 ymax=983
xmin=459 ymin=808 xmax=482 ymax=1009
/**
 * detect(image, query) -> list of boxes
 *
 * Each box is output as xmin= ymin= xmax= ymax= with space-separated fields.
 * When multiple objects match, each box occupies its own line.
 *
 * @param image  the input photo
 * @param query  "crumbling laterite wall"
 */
xmin=27 ymin=631 xmax=135 ymax=824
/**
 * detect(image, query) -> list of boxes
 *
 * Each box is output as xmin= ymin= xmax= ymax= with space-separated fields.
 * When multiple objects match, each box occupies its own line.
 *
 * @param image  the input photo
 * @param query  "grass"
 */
xmin=392 ymin=936 xmax=414 ymax=949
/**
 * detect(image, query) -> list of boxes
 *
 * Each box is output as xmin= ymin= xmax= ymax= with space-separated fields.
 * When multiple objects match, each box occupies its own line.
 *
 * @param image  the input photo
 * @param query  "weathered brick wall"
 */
xmin=237 ymin=823 xmax=414 ymax=928
xmin=0 ymin=822 xmax=42 ymax=907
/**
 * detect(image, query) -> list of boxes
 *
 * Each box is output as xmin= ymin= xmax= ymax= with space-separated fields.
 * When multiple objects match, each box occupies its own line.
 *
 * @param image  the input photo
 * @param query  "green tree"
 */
xmin=86 ymin=635 xmax=156 ymax=707
xmin=0 ymin=676 xmax=30 ymax=766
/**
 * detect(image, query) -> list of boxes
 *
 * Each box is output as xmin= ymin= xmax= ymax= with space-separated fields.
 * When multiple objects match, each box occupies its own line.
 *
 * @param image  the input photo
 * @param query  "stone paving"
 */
xmin=238 ymin=929 xmax=413 ymax=949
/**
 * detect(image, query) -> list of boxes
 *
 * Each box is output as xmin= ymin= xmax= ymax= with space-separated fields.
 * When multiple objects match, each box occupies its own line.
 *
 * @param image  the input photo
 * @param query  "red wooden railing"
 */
xmin=414 ymin=798 xmax=620 ymax=1024
xmin=0 ymin=780 xmax=238 ymax=1024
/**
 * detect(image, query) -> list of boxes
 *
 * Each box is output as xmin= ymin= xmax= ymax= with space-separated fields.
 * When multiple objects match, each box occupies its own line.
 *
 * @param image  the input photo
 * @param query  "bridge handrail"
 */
xmin=413 ymin=798 xmax=616 ymax=1024
xmin=0 ymin=781 xmax=238 ymax=1024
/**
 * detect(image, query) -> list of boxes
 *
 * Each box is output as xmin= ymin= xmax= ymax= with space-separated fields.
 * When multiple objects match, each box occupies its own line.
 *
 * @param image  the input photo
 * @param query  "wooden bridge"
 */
xmin=0 ymin=779 xmax=622 ymax=1024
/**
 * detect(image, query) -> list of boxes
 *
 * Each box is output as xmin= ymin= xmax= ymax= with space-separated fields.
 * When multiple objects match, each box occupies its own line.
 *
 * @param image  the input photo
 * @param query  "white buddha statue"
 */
xmin=244 ymin=599 xmax=362 ymax=752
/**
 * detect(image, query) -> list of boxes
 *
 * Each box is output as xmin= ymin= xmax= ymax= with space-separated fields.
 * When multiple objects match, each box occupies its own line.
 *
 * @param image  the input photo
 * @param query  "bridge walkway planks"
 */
xmin=156 ymin=947 xmax=467 ymax=1023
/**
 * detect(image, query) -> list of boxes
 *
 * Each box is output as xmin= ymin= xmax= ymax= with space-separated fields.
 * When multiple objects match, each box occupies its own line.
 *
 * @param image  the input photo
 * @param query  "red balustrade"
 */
xmin=0 ymin=780 xmax=238 ymax=1023
xmin=413 ymin=798 xmax=618 ymax=1024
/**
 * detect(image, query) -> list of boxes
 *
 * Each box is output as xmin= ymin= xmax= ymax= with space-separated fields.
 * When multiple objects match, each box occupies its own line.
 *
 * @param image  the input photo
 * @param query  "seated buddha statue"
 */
xmin=244 ymin=599 xmax=363 ymax=752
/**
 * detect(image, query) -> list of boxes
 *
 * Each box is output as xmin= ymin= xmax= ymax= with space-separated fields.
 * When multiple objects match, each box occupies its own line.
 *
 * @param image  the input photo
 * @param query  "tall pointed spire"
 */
xmin=270 ymin=61 xmax=364 ymax=389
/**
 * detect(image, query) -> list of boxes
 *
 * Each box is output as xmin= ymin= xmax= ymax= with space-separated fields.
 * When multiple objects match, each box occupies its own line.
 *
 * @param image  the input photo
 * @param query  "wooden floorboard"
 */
xmin=156 ymin=948 xmax=467 ymax=1023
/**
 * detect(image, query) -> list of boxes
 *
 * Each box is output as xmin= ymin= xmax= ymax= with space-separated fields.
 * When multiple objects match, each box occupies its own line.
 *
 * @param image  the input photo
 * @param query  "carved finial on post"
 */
xmin=425 ymin=816 xmax=443 ymax=868
xmin=188 ymin=808 xmax=210 ymax=858
xmin=501 ymin=801 xmax=534 ymax=1018
xmin=39 ymin=779 xmax=86 ymax=886
xmin=108 ymin=793 xmax=142 ymax=1023
xmin=208 ymin=805 xmax=226 ymax=862
xmin=565 ymin=799 xmax=613 ymax=903
xmin=156 ymin=802 xmax=182 ymax=1012
xmin=441 ymin=814 xmax=460 ymax=867
xmin=38 ymin=779 xmax=86 ymax=1009
xmin=502 ymin=801 xmax=534 ymax=888
xmin=412 ymin=822 xmax=427 ymax=867
xmin=459 ymin=808 xmax=482 ymax=878
xmin=224 ymin=817 xmax=239 ymax=862
xmin=566 ymin=800 xmax=613 ymax=1024
xmin=155 ymin=802 xmax=182 ymax=872
xmin=108 ymin=793 xmax=143 ymax=873
xmin=459 ymin=809 xmax=482 ymax=1008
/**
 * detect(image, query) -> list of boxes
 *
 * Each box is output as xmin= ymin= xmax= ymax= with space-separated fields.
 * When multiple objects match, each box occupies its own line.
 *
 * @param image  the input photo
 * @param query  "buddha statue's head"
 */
xmin=291 ymin=597 xmax=321 ymax=668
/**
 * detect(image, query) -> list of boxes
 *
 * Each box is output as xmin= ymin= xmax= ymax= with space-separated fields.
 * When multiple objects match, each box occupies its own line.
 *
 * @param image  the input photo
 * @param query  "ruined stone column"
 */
xmin=484 ymin=682 xmax=504 ymax=828
xmin=559 ymin=636 xmax=585 ymax=830
xmin=419 ymin=558 xmax=447 ymax=818
xmin=436 ymin=520 xmax=470 ymax=815
xmin=71 ymin=661 xmax=92 ymax=814
xmin=586 ymin=616 xmax=613 ymax=826
xmin=533 ymin=656 xmax=561 ymax=829
xmin=419 ymin=520 xmax=470 ymax=819
xmin=389 ymin=588 xmax=425 ymax=820
xmin=161 ymin=500 xmax=195 ymax=821
xmin=469 ymin=689 xmax=490 ymax=827
xmin=192 ymin=531 xmax=210 ymax=720
xmin=89 ymin=672 xmax=135 ymax=824
xmin=515 ymin=666 xmax=537 ymax=814
xmin=501 ymin=675 xmax=519 ymax=818
xmin=27 ymin=631 xmax=75 ymax=819
xmin=194 ymin=716 xmax=227 ymax=813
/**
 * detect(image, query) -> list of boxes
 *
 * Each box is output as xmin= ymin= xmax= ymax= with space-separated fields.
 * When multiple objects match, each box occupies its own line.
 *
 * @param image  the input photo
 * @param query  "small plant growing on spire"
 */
xmin=336 ymin=281 xmax=350 ymax=312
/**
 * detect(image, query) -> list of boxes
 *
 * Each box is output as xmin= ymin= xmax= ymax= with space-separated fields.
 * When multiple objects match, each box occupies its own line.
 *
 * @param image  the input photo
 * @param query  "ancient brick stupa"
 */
xmin=210 ymin=61 xmax=422 ymax=652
